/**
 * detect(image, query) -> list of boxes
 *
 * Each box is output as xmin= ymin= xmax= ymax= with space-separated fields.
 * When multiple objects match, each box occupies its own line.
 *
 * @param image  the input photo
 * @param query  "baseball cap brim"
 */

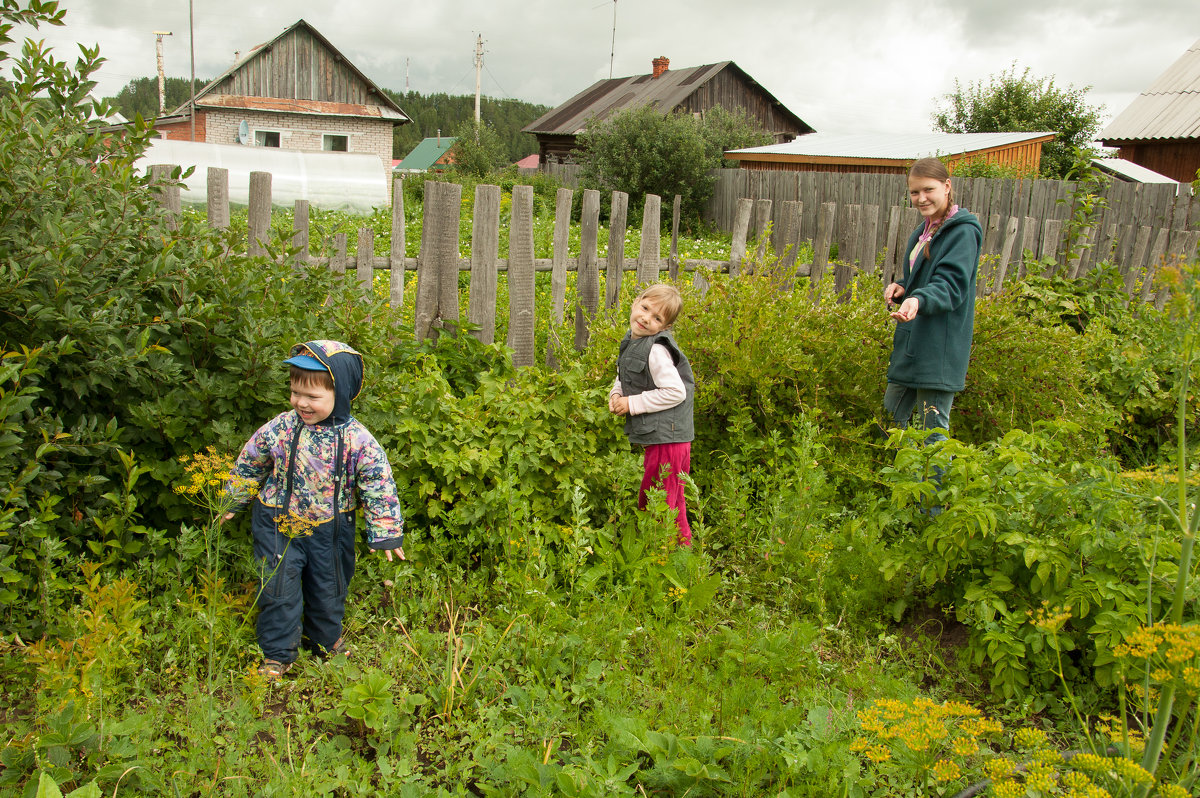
xmin=283 ymin=354 xmax=329 ymax=372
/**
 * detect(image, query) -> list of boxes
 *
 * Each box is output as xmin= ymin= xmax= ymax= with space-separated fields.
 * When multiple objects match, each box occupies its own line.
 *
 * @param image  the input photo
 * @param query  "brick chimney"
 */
xmin=651 ymin=56 xmax=669 ymax=78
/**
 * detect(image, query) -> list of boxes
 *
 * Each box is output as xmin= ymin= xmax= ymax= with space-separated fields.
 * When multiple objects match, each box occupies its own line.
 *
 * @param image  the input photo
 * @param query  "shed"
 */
xmin=1100 ymin=38 xmax=1200 ymax=183
xmin=724 ymin=132 xmax=1055 ymax=174
xmin=522 ymin=57 xmax=812 ymax=165
xmin=1090 ymin=157 xmax=1179 ymax=185
xmin=151 ymin=19 xmax=410 ymax=183
xmin=394 ymin=137 xmax=457 ymax=173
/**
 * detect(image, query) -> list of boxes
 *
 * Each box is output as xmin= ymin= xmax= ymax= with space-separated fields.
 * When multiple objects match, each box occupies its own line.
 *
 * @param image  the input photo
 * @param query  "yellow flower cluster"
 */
xmin=275 ymin=513 xmax=316 ymax=539
xmin=174 ymin=447 xmax=258 ymax=513
xmin=852 ymin=696 xmax=999 ymax=788
xmin=931 ymin=758 xmax=960 ymax=782
xmin=1113 ymin=624 xmax=1200 ymax=698
xmin=1029 ymin=600 xmax=1073 ymax=634
xmin=1070 ymin=751 xmax=1155 ymax=786
xmin=1094 ymin=715 xmax=1145 ymax=755
xmin=1014 ymin=726 xmax=1050 ymax=751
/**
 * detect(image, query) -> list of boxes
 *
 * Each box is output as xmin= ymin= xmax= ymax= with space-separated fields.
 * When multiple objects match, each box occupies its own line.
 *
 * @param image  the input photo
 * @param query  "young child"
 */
xmin=225 ymin=339 xmax=405 ymax=680
xmin=608 ymin=284 xmax=695 ymax=546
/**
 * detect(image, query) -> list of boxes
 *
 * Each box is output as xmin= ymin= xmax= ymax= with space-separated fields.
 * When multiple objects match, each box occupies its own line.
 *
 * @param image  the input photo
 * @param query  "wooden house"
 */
xmin=1100 ymin=38 xmax=1200 ymax=183
xmin=522 ymin=57 xmax=812 ymax=165
xmin=152 ymin=19 xmax=409 ymax=182
xmin=724 ymin=132 xmax=1055 ymax=175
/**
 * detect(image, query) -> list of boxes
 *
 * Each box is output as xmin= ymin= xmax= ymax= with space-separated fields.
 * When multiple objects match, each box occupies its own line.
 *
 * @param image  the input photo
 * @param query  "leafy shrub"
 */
xmin=365 ymin=331 xmax=627 ymax=569
xmin=877 ymin=423 xmax=1182 ymax=700
xmin=1010 ymin=264 xmax=1197 ymax=464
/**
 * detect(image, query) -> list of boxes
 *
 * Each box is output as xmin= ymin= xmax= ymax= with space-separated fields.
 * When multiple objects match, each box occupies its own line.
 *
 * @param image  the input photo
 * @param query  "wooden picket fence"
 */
xmin=150 ymin=165 xmax=1192 ymax=368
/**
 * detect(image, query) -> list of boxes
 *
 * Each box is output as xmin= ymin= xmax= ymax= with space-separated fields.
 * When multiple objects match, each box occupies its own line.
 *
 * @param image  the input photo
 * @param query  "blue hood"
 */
xmin=287 ymin=340 xmax=363 ymax=427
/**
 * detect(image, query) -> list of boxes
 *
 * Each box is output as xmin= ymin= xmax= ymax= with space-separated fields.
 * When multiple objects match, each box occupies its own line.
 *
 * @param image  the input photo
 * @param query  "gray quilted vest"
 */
xmin=617 ymin=331 xmax=695 ymax=445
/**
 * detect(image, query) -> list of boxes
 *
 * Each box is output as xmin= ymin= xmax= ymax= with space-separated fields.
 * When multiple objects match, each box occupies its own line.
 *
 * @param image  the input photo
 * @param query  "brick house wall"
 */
xmin=156 ymin=108 xmax=394 ymax=183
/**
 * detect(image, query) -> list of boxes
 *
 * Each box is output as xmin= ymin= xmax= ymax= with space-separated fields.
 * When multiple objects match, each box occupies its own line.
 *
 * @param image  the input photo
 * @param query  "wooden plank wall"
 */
xmin=151 ymin=167 xmax=1195 ymax=366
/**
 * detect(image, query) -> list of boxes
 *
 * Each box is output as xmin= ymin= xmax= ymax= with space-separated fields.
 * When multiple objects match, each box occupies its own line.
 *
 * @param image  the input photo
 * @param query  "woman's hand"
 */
xmin=890 ymin=296 xmax=919 ymax=322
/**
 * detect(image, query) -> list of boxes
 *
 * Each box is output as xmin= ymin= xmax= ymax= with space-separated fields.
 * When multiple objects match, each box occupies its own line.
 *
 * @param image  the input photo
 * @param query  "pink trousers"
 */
xmin=638 ymin=441 xmax=692 ymax=546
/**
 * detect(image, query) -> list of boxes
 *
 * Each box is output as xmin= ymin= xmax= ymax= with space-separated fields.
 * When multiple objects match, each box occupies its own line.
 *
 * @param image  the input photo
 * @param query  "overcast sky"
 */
xmin=13 ymin=0 xmax=1198 ymax=135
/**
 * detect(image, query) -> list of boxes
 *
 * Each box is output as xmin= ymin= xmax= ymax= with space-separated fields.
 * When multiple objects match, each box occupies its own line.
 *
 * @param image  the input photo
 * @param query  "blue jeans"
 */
xmin=883 ymin=384 xmax=955 ymax=444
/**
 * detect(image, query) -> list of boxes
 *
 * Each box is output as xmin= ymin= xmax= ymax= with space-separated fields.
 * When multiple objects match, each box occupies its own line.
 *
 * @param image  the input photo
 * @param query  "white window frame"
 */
xmin=254 ymin=129 xmax=281 ymax=148
xmin=322 ymin=133 xmax=349 ymax=152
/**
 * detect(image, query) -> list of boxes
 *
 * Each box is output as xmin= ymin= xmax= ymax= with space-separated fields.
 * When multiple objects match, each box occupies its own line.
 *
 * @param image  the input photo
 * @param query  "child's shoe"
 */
xmin=258 ymin=658 xmax=293 ymax=682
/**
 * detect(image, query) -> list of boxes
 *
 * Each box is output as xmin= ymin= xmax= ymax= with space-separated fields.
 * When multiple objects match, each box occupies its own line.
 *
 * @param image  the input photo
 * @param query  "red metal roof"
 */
xmin=196 ymin=94 xmax=405 ymax=121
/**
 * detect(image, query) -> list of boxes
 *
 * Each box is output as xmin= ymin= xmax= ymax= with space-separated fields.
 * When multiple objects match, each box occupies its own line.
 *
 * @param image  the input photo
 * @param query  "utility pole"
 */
xmin=188 ymin=0 xmax=196 ymax=141
xmin=473 ymin=34 xmax=484 ymax=135
xmin=154 ymin=30 xmax=173 ymax=115
xmin=406 ymin=56 xmax=410 ymax=93
xmin=609 ymin=0 xmax=617 ymax=79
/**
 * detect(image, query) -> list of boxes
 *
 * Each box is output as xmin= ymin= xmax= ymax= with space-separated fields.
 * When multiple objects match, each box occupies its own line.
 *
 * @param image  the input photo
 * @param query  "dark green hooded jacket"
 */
xmin=887 ymin=209 xmax=982 ymax=393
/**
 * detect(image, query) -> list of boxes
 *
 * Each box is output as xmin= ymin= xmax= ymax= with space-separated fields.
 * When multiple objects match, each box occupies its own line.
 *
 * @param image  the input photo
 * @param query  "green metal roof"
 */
xmin=395 ymin=137 xmax=457 ymax=171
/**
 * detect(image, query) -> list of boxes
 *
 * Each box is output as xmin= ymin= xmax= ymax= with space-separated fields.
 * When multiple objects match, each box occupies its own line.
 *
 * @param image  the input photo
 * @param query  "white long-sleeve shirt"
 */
xmin=609 ymin=343 xmax=686 ymax=416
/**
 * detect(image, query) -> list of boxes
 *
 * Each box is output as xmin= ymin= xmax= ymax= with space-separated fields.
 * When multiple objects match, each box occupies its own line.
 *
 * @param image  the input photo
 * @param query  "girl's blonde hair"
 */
xmin=636 ymin=284 xmax=683 ymax=327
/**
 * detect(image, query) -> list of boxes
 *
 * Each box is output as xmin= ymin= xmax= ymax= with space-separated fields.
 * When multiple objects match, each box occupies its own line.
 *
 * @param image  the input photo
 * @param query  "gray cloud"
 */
xmin=12 ymin=0 xmax=1198 ymax=135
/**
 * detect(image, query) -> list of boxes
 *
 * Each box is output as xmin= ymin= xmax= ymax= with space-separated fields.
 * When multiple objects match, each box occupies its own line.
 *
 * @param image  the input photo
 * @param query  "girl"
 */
xmin=882 ymin=157 xmax=982 ymax=444
xmin=608 ymin=284 xmax=695 ymax=546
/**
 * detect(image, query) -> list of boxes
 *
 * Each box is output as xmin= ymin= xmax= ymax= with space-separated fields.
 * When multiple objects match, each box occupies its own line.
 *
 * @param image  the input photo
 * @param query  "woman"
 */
xmin=882 ymin=157 xmax=982 ymax=443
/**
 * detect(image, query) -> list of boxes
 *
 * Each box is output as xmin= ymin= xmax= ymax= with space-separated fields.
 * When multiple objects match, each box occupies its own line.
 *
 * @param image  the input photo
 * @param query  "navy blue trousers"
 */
xmin=251 ymin=500 xmax=356 ymax=664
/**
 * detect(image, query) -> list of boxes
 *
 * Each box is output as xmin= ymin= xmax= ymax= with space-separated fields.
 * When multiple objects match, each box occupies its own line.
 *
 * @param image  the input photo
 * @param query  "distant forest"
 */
xmin=383 ymin=90 xmax=548 ymax=164
xmin=105 ymin=78 xmax=550 ymax=164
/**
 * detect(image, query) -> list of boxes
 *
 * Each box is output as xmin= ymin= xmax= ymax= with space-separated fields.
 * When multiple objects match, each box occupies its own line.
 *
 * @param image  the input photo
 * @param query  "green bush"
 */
xmin=877 ymin=423 xmax=1182 ymax=700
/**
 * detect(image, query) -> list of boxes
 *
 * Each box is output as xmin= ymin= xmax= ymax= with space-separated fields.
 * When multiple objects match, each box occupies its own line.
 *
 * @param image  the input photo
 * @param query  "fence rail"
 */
xmin=151 ymin=165 xmax=1189 ymax=367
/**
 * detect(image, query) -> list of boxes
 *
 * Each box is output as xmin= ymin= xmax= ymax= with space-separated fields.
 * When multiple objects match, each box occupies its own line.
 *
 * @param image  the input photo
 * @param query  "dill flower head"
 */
xmin=276 ymin=513 xmax=316 ymax=539
xmin=1029 ymin=600 xmax=1072 ymax=634
xmin=931 ymin=759 xmax=961 ymax=782
xmin=174 ymin=447 xmax=258 ymax=514
xmin=1014 ymin=726 xmax=1050 ymax=751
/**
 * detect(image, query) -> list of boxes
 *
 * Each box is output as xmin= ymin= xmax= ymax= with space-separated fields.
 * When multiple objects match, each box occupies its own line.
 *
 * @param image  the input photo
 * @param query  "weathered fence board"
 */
xmin=507 ymin=185 xmax=536 ymax=367
xmin=468 ymin=184 xmax=501 ymax=344
xmin=637 ymin=194 xmax=662 ymax=285
xmin=390 ymin=179 xmax=406 ymax=310
xmin=606 ymin=191 xmax=629 ymax=308
xmin=575 ymin=189 xmax=601 ymax=351
xmin=208 ymin=167 xmax=229 ymax=230
xmin=248 ymin=171 xmax=271 ymax=257
xmin=728 ymin=198 xmax=753 ymax=277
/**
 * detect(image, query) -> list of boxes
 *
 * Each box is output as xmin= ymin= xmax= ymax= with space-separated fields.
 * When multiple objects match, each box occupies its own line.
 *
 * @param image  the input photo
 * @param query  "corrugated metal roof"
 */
xmin=522 ymin=61 xmax=809 ymax=136
xmin=1090 ymin=157 xmax=1178 ymax=184
xmin=1101 ymin=38 xmax=1200 ymax=141
xmin=395 ymin=137 xmax=457 ymax=171
xmin=726 ymin=131 xmax=1055 ymax=161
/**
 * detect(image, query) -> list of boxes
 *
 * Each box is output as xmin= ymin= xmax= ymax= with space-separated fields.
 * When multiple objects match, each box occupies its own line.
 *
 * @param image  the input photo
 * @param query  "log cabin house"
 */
xmin=523 ymin=57 xmax=812 ymax=166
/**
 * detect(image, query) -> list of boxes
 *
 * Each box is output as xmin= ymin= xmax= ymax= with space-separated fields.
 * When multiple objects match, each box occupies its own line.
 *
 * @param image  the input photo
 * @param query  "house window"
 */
xmin=255 ymin=130 xmax=281 ymax=147
xmin=323 ymin=134 xmax=349 ymax=152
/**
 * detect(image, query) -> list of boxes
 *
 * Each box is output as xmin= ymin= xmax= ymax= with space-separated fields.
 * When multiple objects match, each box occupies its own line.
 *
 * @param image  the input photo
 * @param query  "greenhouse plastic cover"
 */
xmin=136 ymin=139 xmax=389 ymax=213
